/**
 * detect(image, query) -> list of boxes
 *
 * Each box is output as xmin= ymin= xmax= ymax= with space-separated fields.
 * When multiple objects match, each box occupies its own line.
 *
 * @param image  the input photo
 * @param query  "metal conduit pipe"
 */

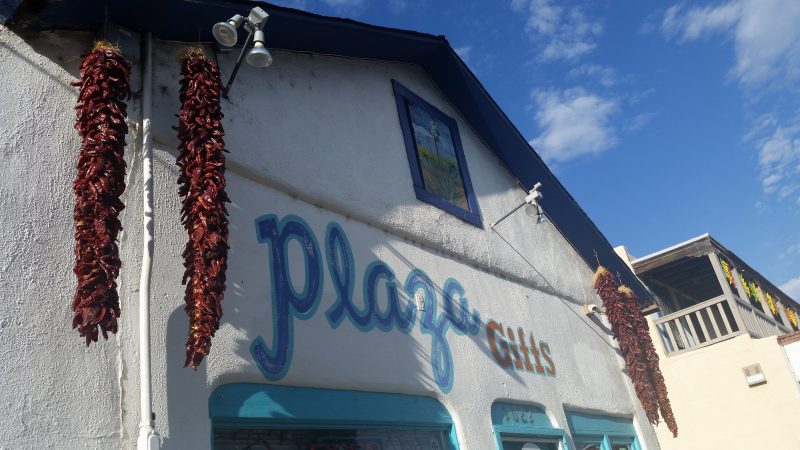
xmin=137 ymin=31 xmax=161 ymax=450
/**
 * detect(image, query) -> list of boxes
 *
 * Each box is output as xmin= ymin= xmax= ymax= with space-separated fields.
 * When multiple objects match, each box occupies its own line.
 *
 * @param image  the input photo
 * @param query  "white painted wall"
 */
xmin=0 ymin=27 xmax=142 ymax=449
xmin=0 ymin=28 xmax=660 ymax=450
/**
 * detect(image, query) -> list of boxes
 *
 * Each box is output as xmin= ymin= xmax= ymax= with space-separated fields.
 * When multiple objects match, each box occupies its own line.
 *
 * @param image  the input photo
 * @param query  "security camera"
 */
xmin=583 ymin=303 xmax=603 ymax=315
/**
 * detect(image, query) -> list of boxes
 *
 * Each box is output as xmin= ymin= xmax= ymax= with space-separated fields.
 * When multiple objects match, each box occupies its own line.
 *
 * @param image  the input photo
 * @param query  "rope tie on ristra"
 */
xmin=71 ymin=40 xmax=131 ymax=345
xmin=175 ymin=47 xmax=230 ymax=369
xmin=594 ymin=266 xmax=678 ymax=437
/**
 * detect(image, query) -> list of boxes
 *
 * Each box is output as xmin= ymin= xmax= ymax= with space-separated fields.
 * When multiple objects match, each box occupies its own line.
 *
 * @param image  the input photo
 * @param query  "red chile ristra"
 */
xmin=71 ymin=42 xmax=131 ymax=345
xmin=593 ymin=267 xmax=678 ymax=437
xmin=620 ymin=285 xmax=678 ymax=437
xmin=175 ymin=50 xmax=230 ymax=369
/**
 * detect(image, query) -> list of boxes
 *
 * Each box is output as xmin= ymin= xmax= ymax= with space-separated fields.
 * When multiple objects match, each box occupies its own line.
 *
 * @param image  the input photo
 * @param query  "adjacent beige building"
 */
xmin=618 ymin=235 xmax=800 ymax=450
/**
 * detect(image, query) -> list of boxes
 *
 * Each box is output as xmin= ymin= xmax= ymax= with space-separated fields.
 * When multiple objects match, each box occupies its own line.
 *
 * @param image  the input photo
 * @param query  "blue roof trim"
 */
xmin=0 ymin=0 xmax=24 ymax=24
xmin=5 ymin=0 xmax=654 ymax=305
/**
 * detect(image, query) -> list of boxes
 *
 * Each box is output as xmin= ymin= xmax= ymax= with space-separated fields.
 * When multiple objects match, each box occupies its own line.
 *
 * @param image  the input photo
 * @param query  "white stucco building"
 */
xmin=0 ymin=1 xmax=664 ymax=449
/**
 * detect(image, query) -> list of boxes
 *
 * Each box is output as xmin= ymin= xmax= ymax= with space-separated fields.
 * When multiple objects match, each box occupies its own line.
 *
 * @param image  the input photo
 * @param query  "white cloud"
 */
xmin=568 ymin=64 xmax=617 ymax=87
xmin=510 ymin=0 xmax=528 ymax=12
xmin=781 ymin=275 xmax=800 ymax=300
xmin=321 ymin=0 xmax=364 ymax=6
xmin=756 ymin=126 xmax=800 ymax=195
xmin=663 ymin=2 xmax=800 ymax=199
xmin=514 ymin=0 xmax=603 ymax=62
xmin=454 ymin=45 xmax=472 ymax=63
xmin=389 ymin=0 xmax=408 ymax=14
xmin=623 ymin=112 xmax=657 ymax=133
xmin=662 ymin=3 xmax=740 ymax=41
xmin=530 ymin=88 xmax=619 ymax=163
xmin=661 ymin=0 xmax=800 ymax=87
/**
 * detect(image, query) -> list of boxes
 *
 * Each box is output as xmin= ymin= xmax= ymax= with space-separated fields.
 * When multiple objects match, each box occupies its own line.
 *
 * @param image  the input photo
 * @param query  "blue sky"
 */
xmin=269 ymin=0 xmax=800 ymax=300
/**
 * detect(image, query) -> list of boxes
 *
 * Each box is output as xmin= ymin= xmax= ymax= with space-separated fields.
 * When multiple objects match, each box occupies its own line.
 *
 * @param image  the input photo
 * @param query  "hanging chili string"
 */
xmin=593 ymin=266 xmax=678 ymax=437
xmin=71 ymin=41 xmax=131 ymax=345
xmin=175 ymin=49 xmax=230 ymax=369
xmin=620 ymin=285 xmax=678 ymax=437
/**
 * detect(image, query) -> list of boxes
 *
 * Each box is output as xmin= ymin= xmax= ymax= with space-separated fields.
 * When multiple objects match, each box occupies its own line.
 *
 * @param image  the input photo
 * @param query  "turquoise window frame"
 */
xmin=565 ymin=411 xmax=641 ymax=450
xmin=209 ymin=383 xmax=460 ymax=449
xmin=491 ymin=401 xmax=570 ymax=450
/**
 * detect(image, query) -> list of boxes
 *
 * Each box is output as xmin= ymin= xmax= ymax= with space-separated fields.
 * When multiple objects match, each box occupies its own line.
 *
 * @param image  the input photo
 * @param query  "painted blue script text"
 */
xmin=250 ymin=214 xmax=481 ymax=393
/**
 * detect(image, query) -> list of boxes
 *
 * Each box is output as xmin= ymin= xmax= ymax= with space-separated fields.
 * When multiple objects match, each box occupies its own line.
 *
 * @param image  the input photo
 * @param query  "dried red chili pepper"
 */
xmin=594 ymin=266 xmax=659 ymax=424
xmin=175 ymin=49 xmax=230 ymax=369
xmin=70 ymin=41 xmax=131 ymax=345
xmin=620 ymin=286 xmax=678 ymax=437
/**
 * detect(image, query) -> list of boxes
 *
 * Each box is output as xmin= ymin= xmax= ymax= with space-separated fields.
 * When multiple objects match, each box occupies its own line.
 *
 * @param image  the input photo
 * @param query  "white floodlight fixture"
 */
xmin=212 ymin=14 xmax=244 ymax=47
xmin=245 ymin=6 xmax=269 ymax=32
xmin=523 ymin=182 xmax=543 ymax=218
xmin=213 ymin=6 xmax=273 ymax=97
xmin=489 ymin=182 xmax=544 ymax=228
xmin=246 ymin=29 xmax=273 ymax=68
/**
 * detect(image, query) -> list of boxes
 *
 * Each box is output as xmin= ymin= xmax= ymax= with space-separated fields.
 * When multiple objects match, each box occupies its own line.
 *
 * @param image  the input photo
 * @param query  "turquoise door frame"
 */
xmin=209 ymin=383 xmax=460 ymax=449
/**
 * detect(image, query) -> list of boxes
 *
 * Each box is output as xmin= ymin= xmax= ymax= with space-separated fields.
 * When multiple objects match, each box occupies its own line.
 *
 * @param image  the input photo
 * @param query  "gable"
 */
xmin=4 ymin=0 xmax=653 ymax=305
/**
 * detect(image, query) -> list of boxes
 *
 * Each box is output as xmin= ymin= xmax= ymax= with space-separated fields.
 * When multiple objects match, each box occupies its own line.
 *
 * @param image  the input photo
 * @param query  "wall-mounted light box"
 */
xmin=743 ymin=363 xmax=766 ymax=387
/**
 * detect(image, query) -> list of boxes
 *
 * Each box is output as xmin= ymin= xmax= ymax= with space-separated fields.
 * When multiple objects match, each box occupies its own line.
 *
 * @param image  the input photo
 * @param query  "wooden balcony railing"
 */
xmin=653 ymin=294 xmax=791 ymax=356
xmin=732 ymin=294 xmax=791 ymax=338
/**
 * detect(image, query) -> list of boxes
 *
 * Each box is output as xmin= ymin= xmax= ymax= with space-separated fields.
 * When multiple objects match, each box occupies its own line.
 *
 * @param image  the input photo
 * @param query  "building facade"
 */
xmin=1 ymin=1 xmax=663 ymax=449
xmin=618 ymin=235 xmax=800 ymax=450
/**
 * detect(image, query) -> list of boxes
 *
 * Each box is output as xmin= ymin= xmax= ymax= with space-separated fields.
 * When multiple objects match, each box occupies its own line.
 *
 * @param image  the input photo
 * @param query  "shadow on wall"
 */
xmin=0 ymin=31 xmax=84 ymax=93
xmin=163 ymin=306 xmax=208 ymax=450
xmin=210 ymin=201 xmax=435 ymax=396
xmin=491 ymin=227 xmax=619 ymax=353
xmin=382 ymin=241 xmax=526 ymax=387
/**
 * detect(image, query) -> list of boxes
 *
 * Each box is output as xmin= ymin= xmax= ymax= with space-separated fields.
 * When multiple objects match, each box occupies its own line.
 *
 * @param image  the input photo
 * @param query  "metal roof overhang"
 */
xmin=633 ymin=234 xmax=799 ymax=309
xmin=3 ymin=0 xmax=655 ymax=306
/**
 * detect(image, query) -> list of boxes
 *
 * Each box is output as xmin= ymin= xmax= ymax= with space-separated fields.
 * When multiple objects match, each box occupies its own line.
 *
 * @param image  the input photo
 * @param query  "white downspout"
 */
xmin=137 ymin=31 xmax=161 ymax=450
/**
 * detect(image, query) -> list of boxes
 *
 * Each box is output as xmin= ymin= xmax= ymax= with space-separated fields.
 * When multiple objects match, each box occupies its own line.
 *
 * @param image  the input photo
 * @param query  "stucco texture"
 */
xmin=0 ymin=28 xmax=138 ymax=449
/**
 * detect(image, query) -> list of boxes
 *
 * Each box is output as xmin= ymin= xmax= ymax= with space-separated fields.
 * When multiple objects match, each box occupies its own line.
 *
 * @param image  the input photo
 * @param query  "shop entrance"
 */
xmin=213 ymin=427 xmax=450 ymax=449
xmin=209 ymin=384 xmax=458 ymax=450
xmin=499 ymin=436 xmax=560 ymax=450
xmin=490 ymin=401 xmax=567 ymax=450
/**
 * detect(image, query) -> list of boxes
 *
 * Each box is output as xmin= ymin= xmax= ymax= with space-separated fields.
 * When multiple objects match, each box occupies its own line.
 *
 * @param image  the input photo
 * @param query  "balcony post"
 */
xmin=730 ymin=266 xmax=749 ymax=303
xmin=756 ymin=284 xmax=788 ymax=333
xmin=708 ymin=252 xmax=747 ymax=333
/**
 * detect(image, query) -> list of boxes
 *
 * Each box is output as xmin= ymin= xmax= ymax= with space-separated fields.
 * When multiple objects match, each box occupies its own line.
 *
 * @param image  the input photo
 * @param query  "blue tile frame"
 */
xmin=392 ymin=79 xmax=483 ymax=227
xmin=209 ymin=383 xmax=461 ymax=449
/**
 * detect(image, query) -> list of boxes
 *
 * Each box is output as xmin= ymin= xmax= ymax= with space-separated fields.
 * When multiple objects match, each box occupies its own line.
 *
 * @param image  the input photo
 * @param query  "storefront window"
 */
xmin=214 ymin=428 xmax=451 ymax=450
xmin=500 ymin=437 xmax=559 ymax=450
xmin=565 ymin=411 xmax=640 ymax=450
xmin=609 ymin=436 xmax=633 ymax=450
xmin=209 ymin=385 xmax=458 ymax=450
xmin=574 ymin=439 xmax=602 ymax=450
xmin=491 ymin=401 xmax=567 ymax=450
